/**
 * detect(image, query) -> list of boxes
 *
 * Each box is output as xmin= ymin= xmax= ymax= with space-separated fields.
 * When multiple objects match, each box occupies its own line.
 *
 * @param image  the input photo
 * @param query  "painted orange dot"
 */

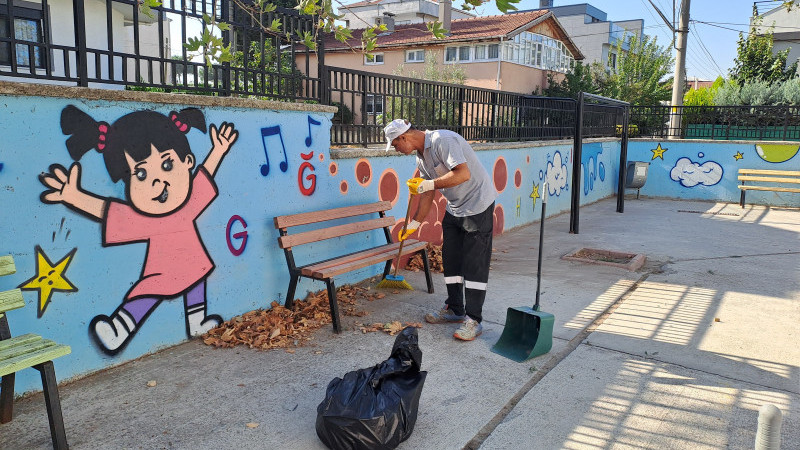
xmin=340 ymin=180 xmax=348 ymax=194
xmin=526 ymin=155 xmax=530 ymax=164
xmin=379 ymin=169 xmax=400 ymax=207
xmin=514 ymin=169 xmax=522 ymax=189
xmin=319 ymin=153 xmax=325 ymax=162
xmin=493 ymin=157 xmax=508 ymax=193
xmin=329 ymin=162 xmax=338 ymax=176
xmin=355 ymin=158 xmax=372 ymax=187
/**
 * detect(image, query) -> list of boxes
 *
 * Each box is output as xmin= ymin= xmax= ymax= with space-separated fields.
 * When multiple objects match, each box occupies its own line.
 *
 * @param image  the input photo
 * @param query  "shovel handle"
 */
xmin=535 ymin=182 xmax=547 ymax=311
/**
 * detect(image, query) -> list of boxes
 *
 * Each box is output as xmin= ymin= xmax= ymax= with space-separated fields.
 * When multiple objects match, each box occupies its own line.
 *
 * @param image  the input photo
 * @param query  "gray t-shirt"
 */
xmin=416 ymin=130 xmax=497 ymax=217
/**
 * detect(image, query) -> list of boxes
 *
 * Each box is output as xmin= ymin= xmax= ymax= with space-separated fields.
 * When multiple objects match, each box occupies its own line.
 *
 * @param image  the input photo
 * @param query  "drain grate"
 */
xmin=677 ymin=210 xmax=740 ymax=217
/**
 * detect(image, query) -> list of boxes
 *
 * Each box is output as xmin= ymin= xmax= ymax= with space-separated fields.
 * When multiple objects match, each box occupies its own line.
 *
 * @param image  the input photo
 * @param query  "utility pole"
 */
xmin=668 ymin=0 xmax=690 ymax=139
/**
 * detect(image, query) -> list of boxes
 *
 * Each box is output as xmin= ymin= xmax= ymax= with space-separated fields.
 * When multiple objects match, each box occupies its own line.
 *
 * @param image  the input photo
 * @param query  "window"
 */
xmin=487 ymin=44 xmax=499 ymax=60
xmin=366 ymin=94 xmax=384 ymax=115
xmin=0 ymin=2 xmax=46 ymax=69
xmin=501 ymin=31 xmax=573 ymax=73
xmin=405 ymin=49 xmax=424 ymax=63
xmin=474 ymin=45 xmax=486 ymax=60
xmin=445 ymin=47 xmax=458 ymax=62
xmin=608 ymin=52 xmax=617 ymax=70
xmin=364 ymin=53 xmax=384 ymax=65
xmin=458 ymin=46 xmax=471 ymax=61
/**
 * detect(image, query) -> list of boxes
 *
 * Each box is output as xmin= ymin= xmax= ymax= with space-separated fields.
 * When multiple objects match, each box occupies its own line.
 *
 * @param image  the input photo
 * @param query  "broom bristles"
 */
xmin=377 ymin=274 xmax=414 ymax=290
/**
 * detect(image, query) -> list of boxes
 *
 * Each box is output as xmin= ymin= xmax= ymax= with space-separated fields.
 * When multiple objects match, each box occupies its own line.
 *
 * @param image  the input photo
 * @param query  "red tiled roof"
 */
xmin=324 ymin=10 xmax=582 ymax=59
xmin=340 ymin=0 xmax=385 ymax=8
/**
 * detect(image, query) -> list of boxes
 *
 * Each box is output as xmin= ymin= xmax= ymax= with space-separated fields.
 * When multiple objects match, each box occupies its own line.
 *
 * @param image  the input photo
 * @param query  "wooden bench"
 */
xmin=274 ymin=201 xmax=434 ymax=333
xmin=1 ymin=255 xmax=71 ymax=450
xmin=738 ymin=169 xmax=800 ymax=207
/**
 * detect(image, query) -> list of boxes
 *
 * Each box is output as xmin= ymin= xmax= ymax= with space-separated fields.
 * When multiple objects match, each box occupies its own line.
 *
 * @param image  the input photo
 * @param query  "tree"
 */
xmin=593 ymin=34 xmax=674 ymax=105
xmin=540 ymin=61 xmax=597 ymax=98
xmin=729 ymin=17 xmax=798 ymax=85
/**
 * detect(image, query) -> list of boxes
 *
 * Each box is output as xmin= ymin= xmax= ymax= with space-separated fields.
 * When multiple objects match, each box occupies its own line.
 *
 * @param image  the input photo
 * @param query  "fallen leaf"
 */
xmin=146 ymin=380 xmax=157 ymax=387
xmin=246 ymin=422 xmax=259 ymax=429
xmin=714 ymin=317 xmax=721 ymax=322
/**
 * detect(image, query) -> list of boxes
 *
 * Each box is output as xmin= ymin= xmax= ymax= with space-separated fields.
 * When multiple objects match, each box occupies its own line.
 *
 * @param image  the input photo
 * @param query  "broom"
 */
xmin=377 ymin=194 xmax=415 ymax=290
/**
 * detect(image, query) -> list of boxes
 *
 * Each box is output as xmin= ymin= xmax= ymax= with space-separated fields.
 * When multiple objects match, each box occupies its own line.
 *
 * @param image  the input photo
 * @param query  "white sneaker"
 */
xmin=186 ymin=304 xmax=222 ymax=337
xmin=454 ymin=318 xmax=483 ymax=341
xmin=91 ymin=309 xmax=136 ymax=353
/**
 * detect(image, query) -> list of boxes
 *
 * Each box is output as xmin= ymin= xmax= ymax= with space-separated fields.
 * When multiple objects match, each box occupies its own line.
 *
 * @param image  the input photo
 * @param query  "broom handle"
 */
xmin=534 ymin=183 xmax=547 ymax=311
xmin=392 ymin=194 xmax=415 ymax=277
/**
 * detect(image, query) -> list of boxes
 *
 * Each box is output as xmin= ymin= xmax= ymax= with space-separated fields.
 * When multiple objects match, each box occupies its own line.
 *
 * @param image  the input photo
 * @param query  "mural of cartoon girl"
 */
xmin=39 ymin=105 xmax=238 ymax=355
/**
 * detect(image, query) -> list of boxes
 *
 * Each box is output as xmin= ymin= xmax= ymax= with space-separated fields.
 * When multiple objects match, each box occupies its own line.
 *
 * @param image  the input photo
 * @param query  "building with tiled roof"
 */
xmin=318 ymin=9 xmax=583 ymax=96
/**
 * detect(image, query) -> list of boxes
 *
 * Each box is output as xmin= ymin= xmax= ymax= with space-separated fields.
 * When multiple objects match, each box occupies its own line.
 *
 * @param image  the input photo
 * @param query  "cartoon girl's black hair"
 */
xmin=60 ymin=105 xmax=206 ymax=183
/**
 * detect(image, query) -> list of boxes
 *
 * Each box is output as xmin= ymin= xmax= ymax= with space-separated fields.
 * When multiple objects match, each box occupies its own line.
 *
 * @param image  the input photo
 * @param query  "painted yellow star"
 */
xmin=530 ymin=182 xmax=541 ymax=209
xmin=734 ymin=151 xmax=744 ymax=161
xmin=651 ymin=143 xmax=667 ymax=160
xmin=19 ymin=246 xmax=78 ymax=318
xmin=516 ymin=197 xmax=521 ymax=217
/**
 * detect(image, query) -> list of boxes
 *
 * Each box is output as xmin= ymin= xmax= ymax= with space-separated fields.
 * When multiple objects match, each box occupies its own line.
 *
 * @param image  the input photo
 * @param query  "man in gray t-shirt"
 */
xmin=384 ymin=119 xmax=497 ymax=341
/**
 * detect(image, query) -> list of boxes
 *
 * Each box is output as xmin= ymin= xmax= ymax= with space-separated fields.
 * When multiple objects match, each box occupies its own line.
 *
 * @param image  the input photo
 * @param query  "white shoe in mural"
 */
xmin=91 ymin=309 xmax=136 ymax=354
xmin=185 ymin=304 xmax=222 ymax=337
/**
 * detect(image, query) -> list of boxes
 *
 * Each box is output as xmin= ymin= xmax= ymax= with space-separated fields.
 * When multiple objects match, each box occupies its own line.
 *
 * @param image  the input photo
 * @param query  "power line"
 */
xmin=690 ymin=22 xmax=725 ymax=76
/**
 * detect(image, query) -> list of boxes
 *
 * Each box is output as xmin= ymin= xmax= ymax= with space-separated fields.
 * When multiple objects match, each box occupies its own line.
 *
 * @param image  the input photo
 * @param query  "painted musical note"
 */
xmin=305 ymin=116 xmax=321 ymax=147
xmin=260 ymin=125 xmax=288 ymax=176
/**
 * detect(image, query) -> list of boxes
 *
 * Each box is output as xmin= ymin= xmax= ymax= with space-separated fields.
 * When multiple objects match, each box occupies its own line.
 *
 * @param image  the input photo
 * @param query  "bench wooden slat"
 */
xmin=0 ymin=333 xmax=42 ymax=352
xmin=0 ymin=338 xmax=71 ymax=377
xmin=278 ymin=217 xmax=396 ymax=249
xmin=738 ymin=185 xmax=800 ymax=193
xmin=739 ymin=169 xmax=800 ymax=176
xmin=0 ymin=255 xmax=16 ymax=277
xmin=0 ymin=289 xmax=25 ymax=314
xmin=274 ymin=201 xmax=392 ymax=229
xmin=738 ymin=175 xmax=800 ymax=184
xmin=301 ymin=241 xmax=407 ymax=273
xmin=306 ymin=241 xmax=428 ymax=279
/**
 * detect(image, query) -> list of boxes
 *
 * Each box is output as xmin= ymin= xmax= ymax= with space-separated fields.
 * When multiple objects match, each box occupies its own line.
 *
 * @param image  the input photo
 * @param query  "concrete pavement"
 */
xmin=2 ymin=198 xmax=798 ymax=449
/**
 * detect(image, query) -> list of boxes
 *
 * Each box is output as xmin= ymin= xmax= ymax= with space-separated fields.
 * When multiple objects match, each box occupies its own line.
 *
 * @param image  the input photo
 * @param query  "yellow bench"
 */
xmin=738 ymin=169 xmax=800 ymax=207
xmin=0 ymin=255 xmax=71 ymax=449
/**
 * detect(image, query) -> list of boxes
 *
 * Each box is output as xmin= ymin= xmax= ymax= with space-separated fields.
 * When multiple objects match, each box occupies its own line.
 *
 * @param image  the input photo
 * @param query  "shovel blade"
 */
xmin=491 ymin=306 xmax=554 ymax=362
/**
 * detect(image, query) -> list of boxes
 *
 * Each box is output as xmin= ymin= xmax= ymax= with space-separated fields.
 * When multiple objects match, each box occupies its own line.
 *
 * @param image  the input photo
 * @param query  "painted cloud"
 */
xmin=670 ymin=157 xmax=723 ymax=187
xmin=546 ymin=151 xmax=569 ymax=196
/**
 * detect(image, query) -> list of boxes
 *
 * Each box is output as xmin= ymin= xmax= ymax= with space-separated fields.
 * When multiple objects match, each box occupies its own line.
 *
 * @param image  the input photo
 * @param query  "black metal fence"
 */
xmin=325 ymin=66 xmax=626 ymax=146
xmin=629 ymin=105 xmax=800 ymax=141
xmin=0 ymin=0 xmax=319 ymax=100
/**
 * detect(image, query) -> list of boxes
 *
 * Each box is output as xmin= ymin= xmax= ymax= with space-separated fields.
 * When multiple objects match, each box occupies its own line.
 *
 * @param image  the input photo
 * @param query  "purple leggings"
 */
xmin=122 ymin=279 xmax=206 ymax=324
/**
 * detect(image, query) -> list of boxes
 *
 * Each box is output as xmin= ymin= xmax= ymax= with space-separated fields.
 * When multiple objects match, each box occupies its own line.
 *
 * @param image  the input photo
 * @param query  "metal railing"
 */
xmin=325 ymin=66 xmax=626 ymax=146
xmin=0 ymin=0 xmax=319 ymax=101
xmin=629 ymin=105 xmax=800 ymax=141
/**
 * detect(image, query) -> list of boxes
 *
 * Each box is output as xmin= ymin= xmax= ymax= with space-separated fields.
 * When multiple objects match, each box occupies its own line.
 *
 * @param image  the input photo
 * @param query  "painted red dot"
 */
xmin=355 ymin=158 xmax=372 ymax=187
xmin=493 ymin=204 xmax=504 ymax=236
xmin=514 ymin=169 xmax=522 ymax=189
xmin=340 ymin=180 xmax=348 ymax=194
xmin=319 ymin=153 xmax=325 ymax=162
xmin=379 ymin=169 xmax=400 ymax=207
xmin=493 ymin=158 xmax=508 ymax=193
xmin=526 ymin=155 xmax=530 ymax=164
xmin=329 ymin=162 xmax=338 ymax=176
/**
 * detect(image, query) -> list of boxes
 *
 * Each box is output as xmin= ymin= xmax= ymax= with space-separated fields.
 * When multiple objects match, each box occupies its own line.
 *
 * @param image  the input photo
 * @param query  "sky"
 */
xmin=467 ymin=0 xmax=780 ymax=81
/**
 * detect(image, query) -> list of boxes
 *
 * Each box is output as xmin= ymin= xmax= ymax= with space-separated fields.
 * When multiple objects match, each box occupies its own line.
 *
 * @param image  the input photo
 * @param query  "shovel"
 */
xmin=491 ymin=182 xmax=554 ymax=362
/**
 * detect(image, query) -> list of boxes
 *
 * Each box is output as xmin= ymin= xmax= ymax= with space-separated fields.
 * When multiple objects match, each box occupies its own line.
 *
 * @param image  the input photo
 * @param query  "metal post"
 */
xmin=667 ymin=0 xmax=690 ymax=139
xmin=570 ymin=92 xmax=584 ymax=234
xmin=361 ymin=73 xmax=368 ymax=147
xmin=617 ymin=106 xmax=629 ymax=213
xmin=72 ymin=0 xmax=89 ymax=86
xmin=220 ymin=0 xmax=231 ymax=96
xmin=317 ymin=36 xmax=328 ymax=105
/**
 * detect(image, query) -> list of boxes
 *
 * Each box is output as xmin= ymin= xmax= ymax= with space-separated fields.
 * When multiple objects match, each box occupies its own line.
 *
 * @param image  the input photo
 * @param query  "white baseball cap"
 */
xmin=383 ymin=119 xmax=411 ymax=151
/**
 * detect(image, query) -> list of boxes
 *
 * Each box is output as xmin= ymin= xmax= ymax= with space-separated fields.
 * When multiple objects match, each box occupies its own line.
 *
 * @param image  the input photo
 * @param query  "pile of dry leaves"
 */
xmin=405 ymin=243 xmax=444 ymax=272
xmin=202 ymin=284 xmax=424 ymax=351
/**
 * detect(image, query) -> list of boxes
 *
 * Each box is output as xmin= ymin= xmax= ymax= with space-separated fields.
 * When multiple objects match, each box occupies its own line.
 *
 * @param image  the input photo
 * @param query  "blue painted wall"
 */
xmin=628 ymin=140 xmax=800 ymax=206
xmin=0 ymin=91 xmax=621 ymax=393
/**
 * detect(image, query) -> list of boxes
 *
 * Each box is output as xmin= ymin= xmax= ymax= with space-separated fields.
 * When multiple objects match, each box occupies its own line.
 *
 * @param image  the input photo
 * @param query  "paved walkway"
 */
xmin=2 ymin=198 xmax=798 ymax=449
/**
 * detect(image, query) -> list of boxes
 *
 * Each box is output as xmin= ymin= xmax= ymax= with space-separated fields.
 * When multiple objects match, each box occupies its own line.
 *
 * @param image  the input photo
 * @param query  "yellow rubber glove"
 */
xmin=407 ymin=177 xmax=435 ymax=195
xmin=397 ymin=220 xmax=421 ymax=242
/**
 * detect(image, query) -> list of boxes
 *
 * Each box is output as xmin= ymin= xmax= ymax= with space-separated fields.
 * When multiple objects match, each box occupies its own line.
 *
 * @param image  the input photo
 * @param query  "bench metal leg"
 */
xmin=325 ymin=279 xmax=342 ymax=334
xmin=740 ymin=188 xmax=745 ymax=208
xmin=382 ymin=260 xmax=392 ymax=279
xmin=0 ymin=372 xmax=14 ymax=423
xmin=34 ymin=361 xmax=68 ymax=450
xmin=421 ymin=249 xmax=434 ymax=294
xmin=285 ymin=271 xmax=301 ymax=309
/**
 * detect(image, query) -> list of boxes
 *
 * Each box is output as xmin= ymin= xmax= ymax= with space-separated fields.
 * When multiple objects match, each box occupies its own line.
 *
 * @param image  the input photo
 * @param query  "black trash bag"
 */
xmin=316 ymin=327 xmax=427 ymax=450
